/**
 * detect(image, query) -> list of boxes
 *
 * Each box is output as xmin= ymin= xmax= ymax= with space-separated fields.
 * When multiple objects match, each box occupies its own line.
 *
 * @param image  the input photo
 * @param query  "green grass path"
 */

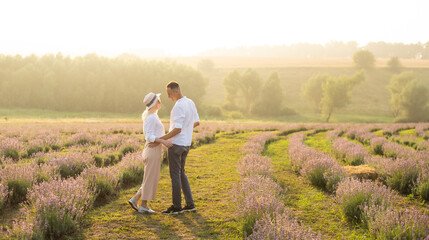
xmin=264 ymin=137 xmax=369 ymax=240
xmin=82 ymin=133 xmax=250 ymax=239
xmin=305 ymin=131 xmax=334 ymax=156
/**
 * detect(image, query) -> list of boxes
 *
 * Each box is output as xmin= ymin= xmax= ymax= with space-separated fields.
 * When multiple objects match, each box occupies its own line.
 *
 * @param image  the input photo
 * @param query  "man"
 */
xmin=159 ymin=81 xmax=200 ymax=215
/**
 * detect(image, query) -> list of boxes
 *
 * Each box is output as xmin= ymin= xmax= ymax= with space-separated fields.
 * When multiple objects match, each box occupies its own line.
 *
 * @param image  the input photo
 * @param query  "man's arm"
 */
xmin=193 ymin=122 xmax=200 ymax=128
xmin=160 ymin=128 xmax=181 ymax=140
xmin=148 ymin=128 xmax=181 ymax=148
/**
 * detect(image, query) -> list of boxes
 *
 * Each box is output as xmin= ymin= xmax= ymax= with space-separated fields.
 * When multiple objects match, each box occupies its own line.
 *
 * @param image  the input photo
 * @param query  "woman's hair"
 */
xmin=141 ymin=99 xmax=159 ymax=122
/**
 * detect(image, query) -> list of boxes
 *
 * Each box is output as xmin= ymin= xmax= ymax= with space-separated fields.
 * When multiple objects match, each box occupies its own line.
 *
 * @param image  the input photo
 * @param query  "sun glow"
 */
xmin=0 ymin=0 xmax=427 ymax=57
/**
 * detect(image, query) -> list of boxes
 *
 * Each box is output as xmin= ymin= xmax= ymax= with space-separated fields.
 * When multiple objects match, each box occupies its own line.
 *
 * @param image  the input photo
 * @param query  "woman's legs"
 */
xmin=140 ymin=200 xmax=149 ymax=208
xmin=130 ymin=190 xmax=149 ymax=209
xmin=139 ymin=145 xmax=162 ymax=209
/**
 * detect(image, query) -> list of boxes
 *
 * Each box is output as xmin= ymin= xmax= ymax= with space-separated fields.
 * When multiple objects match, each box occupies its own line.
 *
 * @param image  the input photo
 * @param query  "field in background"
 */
xmin=1 ymin=57 xmax=428 ymax=123
xmin=168 ymin=57 xmax=429 ymax=68
xmin=0 ymin=108 xmax=141 ymax=123
xmin=0 ymin=108 xmax=395 ymax=124
xmin=164 ymin=57 xmax=429 ymax=122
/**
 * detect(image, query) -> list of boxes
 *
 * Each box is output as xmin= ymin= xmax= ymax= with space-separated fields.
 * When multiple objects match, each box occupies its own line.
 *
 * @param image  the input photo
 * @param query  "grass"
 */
xmin=0 ymin=107 xmax=395 ymax=124
xmin=0 ymin=108 xmax=138 ymax=120
xmin=372 ymin=129 xmax=384 ymax=137
xmin=398 ymin=129 xmax=416 ymax=136
xmin=304 ymin=131 xmax=335 ymax=156
xmin=264 ymin=137 xmax=369 ymax=239
xmin=81 ymin=132 xmax=253 ymax=239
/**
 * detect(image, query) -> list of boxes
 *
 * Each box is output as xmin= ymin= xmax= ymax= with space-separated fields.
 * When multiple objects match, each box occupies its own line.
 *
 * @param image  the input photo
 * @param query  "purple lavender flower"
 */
xmin=67 ymin=132 xmax=95 ymax=146
xmin=233 ymin=175 xmax=284 ymax=218
xmin=248 ymin=210 xmax=322 ymax=240
xmin=364 ymin=204 xmax=429 ymax=239
xmin=336 ymin=178 xmax=396 ymax=225
xmin=0 ymin=180 xmax=8 ymax=210
xmin=346 ymin=128 xmax=376 ymax=144
xmin=237 ymin=154 xmax=272 ymax=176
xmin=25 ymin=177 xmax=95 ymax=238
xmin=415 ymin=123 xmax=429 ymax=137
xmin=332 ymin=138 xmax=368 ymax=165
xmin=416 ymin=140 xmax=429 ymax=151
xmin=242 ymin=132 xmax=276 ymax=155
xmin=48 ymin=152 xmax=94 ymax=179
xmin=289 ymin=133 xmax=345 ymax=191
xmin=81 ymin=166 xmax=120 ymax=202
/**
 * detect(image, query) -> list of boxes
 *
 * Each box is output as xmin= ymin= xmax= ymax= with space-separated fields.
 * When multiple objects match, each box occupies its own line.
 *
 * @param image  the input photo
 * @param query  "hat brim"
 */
xmin=147 ymin=93 xmax=162 ymax=109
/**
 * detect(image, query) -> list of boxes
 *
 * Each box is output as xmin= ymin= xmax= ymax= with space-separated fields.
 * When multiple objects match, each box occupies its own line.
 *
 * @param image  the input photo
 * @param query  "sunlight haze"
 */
xmin=0 ymin=0 xmax=427 ymax=57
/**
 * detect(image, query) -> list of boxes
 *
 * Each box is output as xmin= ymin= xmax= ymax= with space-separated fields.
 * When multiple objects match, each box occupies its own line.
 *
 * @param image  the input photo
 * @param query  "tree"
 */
xmin=423 ymin=41 xmax=429 ymax=59
xmin=321 ymin=71 xmax=365 ymax=122
xmin=239 ymin=69 xmax=262 ymax=114
xmin=0 ymin=54 xmax=209 ymax=115
xmin=223 ymin=70 xmax=240 ymax=109
xmin=388 ymin=71 xmax=414 ymax=118
xmin=197 ymin=59 xmax=215 ymax=73
xmin=388 ymin=71 xmax=429 ymax=122
xmin=252 ymin=72 xmax=284 ymax=116
xmin=353 ymin=50 xmax=376 ymax=70
xmin=301 ymin=74 xmax=329 ymax=112
xmin=387 ymin=56 xmax=403 ymax=73
xmin=223 ymin=68 xmax=262 ymax=114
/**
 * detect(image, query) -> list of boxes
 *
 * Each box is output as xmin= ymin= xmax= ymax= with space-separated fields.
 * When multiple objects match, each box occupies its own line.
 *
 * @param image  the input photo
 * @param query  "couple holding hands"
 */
xmin=128 ymin=81 xmax=199 ymax=215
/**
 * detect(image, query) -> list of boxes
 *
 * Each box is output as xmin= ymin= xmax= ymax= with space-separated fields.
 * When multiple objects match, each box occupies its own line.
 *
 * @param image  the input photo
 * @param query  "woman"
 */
xmin=128 ymin=92 xmax=172 ymax=214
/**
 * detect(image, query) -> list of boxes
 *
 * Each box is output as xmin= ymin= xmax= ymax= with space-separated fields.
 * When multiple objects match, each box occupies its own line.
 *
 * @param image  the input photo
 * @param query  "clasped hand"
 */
xmin=148 ymin=139 xmax=172 ymax=148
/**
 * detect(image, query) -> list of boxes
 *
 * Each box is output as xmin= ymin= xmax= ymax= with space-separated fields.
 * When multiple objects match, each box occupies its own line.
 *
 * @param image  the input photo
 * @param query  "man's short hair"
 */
xmin=166 ymin=81 xmax=180 ymax=90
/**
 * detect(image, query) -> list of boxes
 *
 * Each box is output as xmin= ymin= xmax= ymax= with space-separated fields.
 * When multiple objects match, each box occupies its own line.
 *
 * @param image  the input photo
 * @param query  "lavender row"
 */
xmin=328 ymin=131 xmax=429 ymax=200
xmin=235 ymin=132 xmax=280 ymax=218
xmin=235 ymin=131 xmax=321 ymax=239
xmin=7 ymin=176 xmax=95 ymax=239
xmin=288 ymin=132 xmax=345 ymax=192
xmin=5 ymin=151 xmax=144 ymax=238
xmin=290 ymin=129 xmax=429 ymax=238
xmin=331 ymin=138 xmax=368 ymax=166
xmin=336 ymin=178 xmax=429 ymax=239
xmin=0 ymin=121 xmax=298 ymax=163
xmin=0 ymin=132 xmax=143 ymax=164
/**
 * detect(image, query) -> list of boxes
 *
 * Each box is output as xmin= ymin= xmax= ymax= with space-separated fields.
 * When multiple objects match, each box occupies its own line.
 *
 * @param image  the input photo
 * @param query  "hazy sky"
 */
xmin=0 ymin=0 xmax=427 ymax=57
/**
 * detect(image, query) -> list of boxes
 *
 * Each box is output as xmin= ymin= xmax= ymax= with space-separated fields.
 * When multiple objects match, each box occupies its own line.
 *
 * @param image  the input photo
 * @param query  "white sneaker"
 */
xmin=128 ymin=197 xmax=138 ymax=211
xmin=138 ymin=206 xmax=156 ymax=214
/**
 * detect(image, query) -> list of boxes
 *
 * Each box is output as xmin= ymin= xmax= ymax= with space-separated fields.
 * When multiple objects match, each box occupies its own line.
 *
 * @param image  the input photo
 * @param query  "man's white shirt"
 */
xmin=169 ymin=97 xmax=199 ymax=146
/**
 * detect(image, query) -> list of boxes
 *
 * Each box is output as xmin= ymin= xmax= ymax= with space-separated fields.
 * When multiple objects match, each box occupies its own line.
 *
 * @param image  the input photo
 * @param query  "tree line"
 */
xmin=222 ymin=69 xmax=292 ymax=118
xmin=301 ymin=50 xmax=429 ymax=122
xmin=200 ymin=41 xmax=429 ymax=59
xmin=0 ymin=54 xmax=208 ymax=116
xmin=221 ymin=49 xmax=429 ymax=122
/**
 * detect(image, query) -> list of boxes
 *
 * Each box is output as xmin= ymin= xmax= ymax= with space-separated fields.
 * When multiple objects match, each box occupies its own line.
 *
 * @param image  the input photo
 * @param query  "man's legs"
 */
xmin=168 ymin=145 xmax=183 ymax=209
xmin=168 ymin=145 xmax=194 ymax=209
xmin=180 ymin=146 xmax=194 ymax=206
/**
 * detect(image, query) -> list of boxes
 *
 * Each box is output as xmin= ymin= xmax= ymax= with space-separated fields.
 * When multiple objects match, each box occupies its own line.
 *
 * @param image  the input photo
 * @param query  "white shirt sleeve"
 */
xmin=192 ymin=101 xmax=200 ymax=123
xmin=143 ymin=116 xmax=157 ymax=143
xmin=172 ymin=104 xmax=185 ymax=129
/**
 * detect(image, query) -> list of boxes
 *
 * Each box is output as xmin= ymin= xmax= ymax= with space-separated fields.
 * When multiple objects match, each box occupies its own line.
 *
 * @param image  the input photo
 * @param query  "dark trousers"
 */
xmin=168 ymin=144 xmax=194 ymax=209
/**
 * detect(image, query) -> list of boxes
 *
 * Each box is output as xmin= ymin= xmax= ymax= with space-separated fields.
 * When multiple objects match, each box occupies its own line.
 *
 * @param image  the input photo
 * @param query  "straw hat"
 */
xmin=143 ymin=92 xmax=161 ymax=109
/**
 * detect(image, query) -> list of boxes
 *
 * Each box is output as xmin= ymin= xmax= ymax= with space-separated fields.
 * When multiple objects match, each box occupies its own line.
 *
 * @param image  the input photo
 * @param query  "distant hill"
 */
xmin=168 ymin=57 xmax=429 ymax=120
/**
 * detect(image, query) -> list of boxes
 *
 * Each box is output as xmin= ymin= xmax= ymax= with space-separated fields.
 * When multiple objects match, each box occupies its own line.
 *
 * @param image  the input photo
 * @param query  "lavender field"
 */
xmin=1 ymin=121 xmax=429 ymax=239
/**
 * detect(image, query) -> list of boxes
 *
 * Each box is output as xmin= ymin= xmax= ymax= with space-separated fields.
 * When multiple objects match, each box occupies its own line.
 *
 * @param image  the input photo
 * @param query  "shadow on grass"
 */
xmin=133 ymin=211 xmax=182 ymax=239
xmin=175 ymin=211 xmax=220 ymax=239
